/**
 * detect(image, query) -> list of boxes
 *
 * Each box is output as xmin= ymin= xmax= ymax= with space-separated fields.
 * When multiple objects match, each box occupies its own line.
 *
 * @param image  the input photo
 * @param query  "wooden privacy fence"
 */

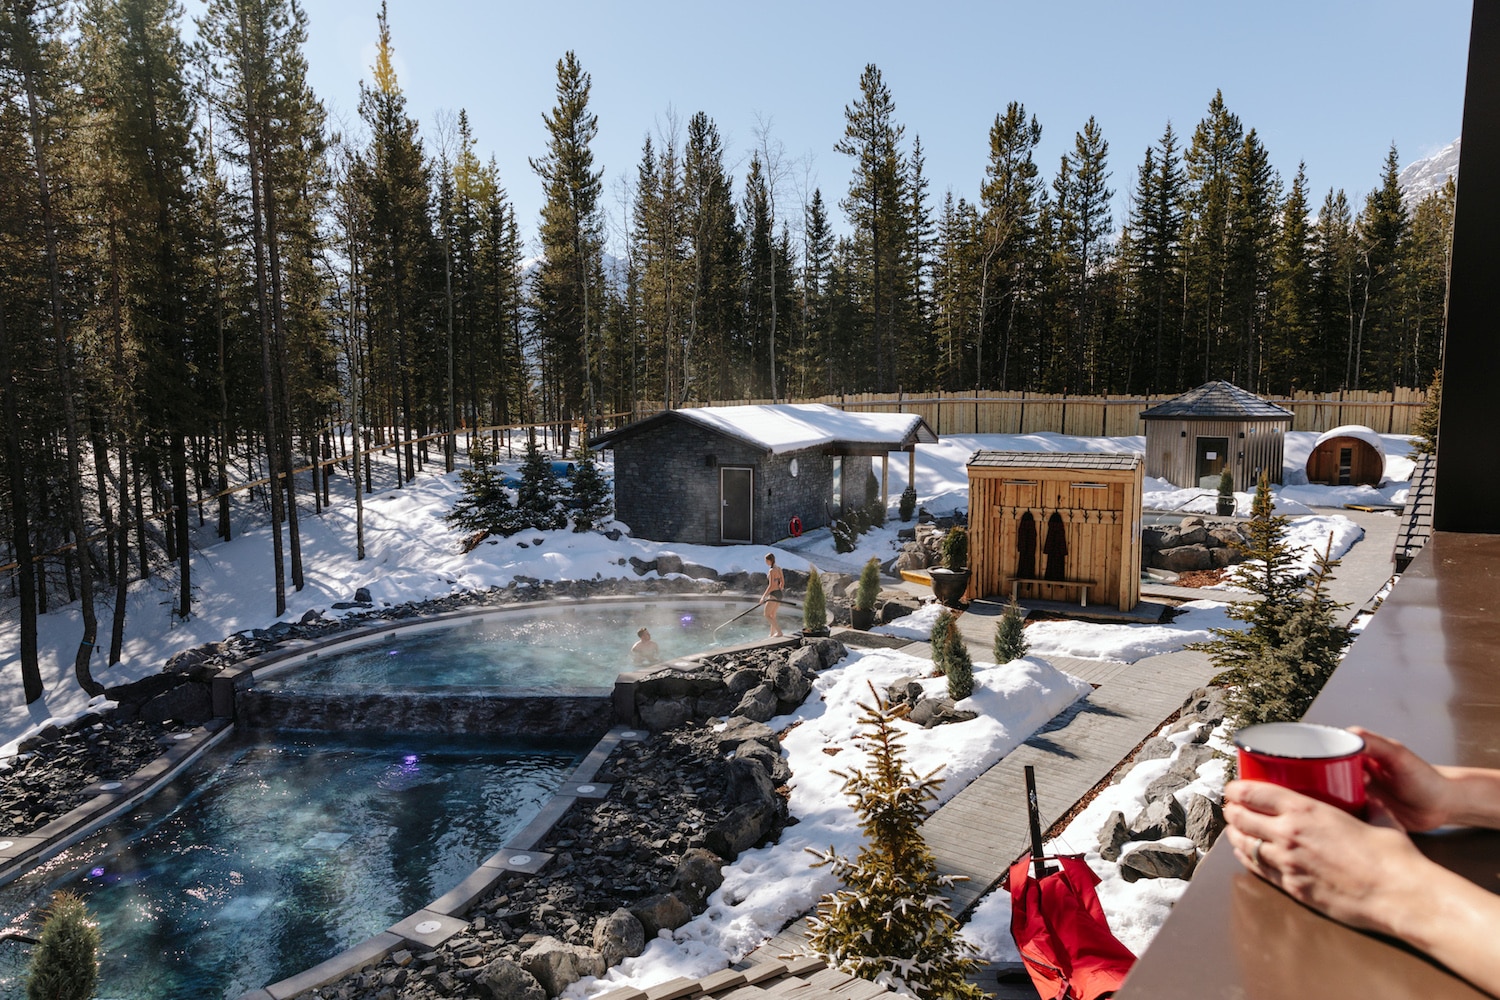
xmin=628 ymin=387 xmax=1429 ymax=437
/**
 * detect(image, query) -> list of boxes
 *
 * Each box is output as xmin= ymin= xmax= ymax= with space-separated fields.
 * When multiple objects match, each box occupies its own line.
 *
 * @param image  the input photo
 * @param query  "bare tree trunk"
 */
xmin=0 ymin=296 xmax=43 ymax=702
xmin=19 ymin=41 xmax=103 ymax=695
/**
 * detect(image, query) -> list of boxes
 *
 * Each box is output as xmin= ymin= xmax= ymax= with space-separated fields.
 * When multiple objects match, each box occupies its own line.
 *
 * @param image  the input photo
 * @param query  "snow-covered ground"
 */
xmin=0 ymin=426 xmax=1412 ymax=989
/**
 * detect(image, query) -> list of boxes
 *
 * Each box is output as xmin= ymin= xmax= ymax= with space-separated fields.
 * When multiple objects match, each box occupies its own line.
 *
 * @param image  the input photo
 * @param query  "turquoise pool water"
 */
xmin=0 ymin=732 xmax=584 ymax=999
xmin=276 ymin=600 xmax=764 ymax=689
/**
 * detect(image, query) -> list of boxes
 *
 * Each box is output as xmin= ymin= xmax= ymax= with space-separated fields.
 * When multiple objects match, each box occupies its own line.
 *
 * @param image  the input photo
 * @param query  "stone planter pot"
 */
xmin=850 ymin=607 xmax=877 ymax=631
xmin=1216 ymin=497 xmax=1235 ymax=517
xmin=799 ymin=627 xmax=831 ymax=639
xmin=929 ymin=568 xmax=971 ymax=608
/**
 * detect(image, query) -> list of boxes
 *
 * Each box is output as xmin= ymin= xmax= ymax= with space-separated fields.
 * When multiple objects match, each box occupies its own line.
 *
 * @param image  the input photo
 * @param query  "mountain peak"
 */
xmin=1399 ymin=138 xmax=1460 ymax=205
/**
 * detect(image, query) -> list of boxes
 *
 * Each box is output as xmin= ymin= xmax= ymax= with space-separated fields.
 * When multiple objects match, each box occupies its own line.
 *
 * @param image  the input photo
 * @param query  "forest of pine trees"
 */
xmin=0 ymin=1 xmax=1453 ymax=696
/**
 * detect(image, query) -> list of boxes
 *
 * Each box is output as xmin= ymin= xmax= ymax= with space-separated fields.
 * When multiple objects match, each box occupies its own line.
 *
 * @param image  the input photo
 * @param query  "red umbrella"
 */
xmin=1009 ymin=766 xmax=1136 ymax=1000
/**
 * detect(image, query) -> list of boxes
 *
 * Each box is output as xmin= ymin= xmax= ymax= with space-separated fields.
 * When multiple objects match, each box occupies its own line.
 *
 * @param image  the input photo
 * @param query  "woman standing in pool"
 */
xmin=762 ymin=553 xmax=785 ymax=637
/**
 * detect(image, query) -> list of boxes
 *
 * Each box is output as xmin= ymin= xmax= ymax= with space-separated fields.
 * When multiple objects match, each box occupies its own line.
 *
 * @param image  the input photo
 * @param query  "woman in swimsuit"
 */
xmin=762 ymin=553 xmax=785 ymax=637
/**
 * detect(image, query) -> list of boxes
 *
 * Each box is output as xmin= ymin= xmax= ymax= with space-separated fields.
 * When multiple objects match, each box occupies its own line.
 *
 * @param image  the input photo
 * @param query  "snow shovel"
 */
xmin=1008 ymin=765 xmax=1136 ymax=1000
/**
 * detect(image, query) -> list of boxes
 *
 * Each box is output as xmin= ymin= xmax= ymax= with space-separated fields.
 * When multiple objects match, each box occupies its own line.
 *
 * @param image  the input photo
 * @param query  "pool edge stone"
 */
xmin=389 ymin=909 xmax=468 ymax=949
xmin=259 ymin=930 xmax=405 ymax=1000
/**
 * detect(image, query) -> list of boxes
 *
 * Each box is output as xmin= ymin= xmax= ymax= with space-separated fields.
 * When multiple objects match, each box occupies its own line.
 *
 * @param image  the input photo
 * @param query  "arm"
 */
xmin=1225 ymin=780 xmax=1500 ymax=997
xmin=1353 ymin=728 xmax=1500 ymax=831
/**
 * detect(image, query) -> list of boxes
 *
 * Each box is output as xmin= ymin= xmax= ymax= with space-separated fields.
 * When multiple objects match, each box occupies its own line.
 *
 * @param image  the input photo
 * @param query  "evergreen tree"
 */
xmin=516 ymin=439 xmax=566 ymax=530
xmin=1268 ymin=163 xmax=1316 ymax=390
xmin=1182 ymin=91 xmax=1243 ymax=383
xmin=835 ymin=64 xmax=912 ymax=391
xmin=1189 ymin=473 xmax=1353 ymax=728
xmin=806 ymin=687 xmax=985 ymax=1000
xmin=1052 ymin=116 xmax=1114 ymax=391
xmin=803 ymin=566 xmax=828 ymax=633
xmin=1123 ymin=122 xmax=1186 ymax=391
xmin=1410 ymin=367 xmax=1442 ymax=457
xmin=1225 ymin=129 xmax=1279 ymax=387
xmin=1312 ymin=188 xmax=1357 ymax=390
xmin=26 ymin=892 xmax=99 ymax=1000
xmin=944 ymin=622 xmax=974 ymax=701
xmin=682 ymin=111 xmax=741 ymax=401
xmin=1401 ymin=180 xmax=1454 ymax=387
xmin=994 ymin=597 xmax=1029 ymax=662
xmin=1351 ymin=145 xmax=1409 ymax=390
xmin=530 ymin=51 xmax=604 ymax=434
xmin=567 ymin=448 xmax=611 ymax=531
xmin=446 ymin=443 xmax=517 ymax=540
xmin=799 ymin=188 xmax=835 ymax=394
xmin=977 ymin=102 xmax=1043 ymax=390
xmin=929 ymin=608 xmax=956 ymax=676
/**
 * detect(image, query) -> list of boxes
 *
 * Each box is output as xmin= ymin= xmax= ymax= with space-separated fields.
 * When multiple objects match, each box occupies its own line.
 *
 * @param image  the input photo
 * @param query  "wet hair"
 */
xmin=637 ymin=627 xmax=650 ymax=638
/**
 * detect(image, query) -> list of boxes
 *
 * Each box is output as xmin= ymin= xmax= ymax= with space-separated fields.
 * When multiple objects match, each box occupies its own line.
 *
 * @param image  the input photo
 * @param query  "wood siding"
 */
xmin=1306 ymin=436 xmax=1386 ymax=486
xmin=1144 ymin=419 xmax=1290 ymax=490
xmin=968 ymin=464 xmax=1143 ymax=611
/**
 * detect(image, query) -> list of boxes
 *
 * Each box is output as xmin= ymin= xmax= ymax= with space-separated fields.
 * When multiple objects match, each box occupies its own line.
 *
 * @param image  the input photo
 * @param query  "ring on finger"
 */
xmin=1250 ymin=836 xmax=1264 ymax=867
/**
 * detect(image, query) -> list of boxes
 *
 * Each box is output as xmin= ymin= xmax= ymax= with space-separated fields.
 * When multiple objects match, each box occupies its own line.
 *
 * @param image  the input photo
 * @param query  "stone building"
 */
xmin=591 ymin=404 xmax=937 ymax=545
xmin=1140 ymin=380 xmax=1293 ymax=490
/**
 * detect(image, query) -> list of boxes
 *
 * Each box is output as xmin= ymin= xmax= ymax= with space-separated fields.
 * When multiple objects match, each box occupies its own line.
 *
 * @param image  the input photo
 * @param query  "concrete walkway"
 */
xmin=606 ymin=507 xmax=1401 ymax=1000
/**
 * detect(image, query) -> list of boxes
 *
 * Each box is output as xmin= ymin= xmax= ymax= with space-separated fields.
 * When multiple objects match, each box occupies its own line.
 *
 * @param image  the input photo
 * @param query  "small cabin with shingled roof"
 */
xmin=591 ymin=404 xmax=937 ymax=546
xmin=1140 ymin=380 xmax=1293 ymax=490
xmin=966 ymin=450 xmax=1143 ymax=611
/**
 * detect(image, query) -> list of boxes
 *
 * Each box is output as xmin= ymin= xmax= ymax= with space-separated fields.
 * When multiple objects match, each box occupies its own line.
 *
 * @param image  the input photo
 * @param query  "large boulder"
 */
xmin=894 ymin=543 xmax=929 ymax=572
xmin=732 ymin=683 xmax=778 ymax=723
xmin=1120 ymin=841 xmax=1199 ymax=882
xmin=476 ymin=959 xmax=546 ymax=1000
xmin=1097 ymin=810 xmax=1132 ymax=862
xmin=672 ymin=848 xmax=726 ymax=909
xmin=879 ymin=592 xmax=923 ymax=624
xmin=655 ymin=554 xmax=684 ymax=576
xmin=521 ymin=937 xmax=605 ymax=996
xmin=1157 ymin=544 xmax=1213 ymax=573
xmin=592 ymin=909 xmax=646 ymax=968
xmin=734 ymin=740 xmax=791 ymax=787
xmin=629 ymin=893 xmax=692 ymax=938
xmin=1142 ymin=770 xmax=1191 ymax=805
xmin=1130 ymin=795 xmax=1187 ymax=841
xmin=706 ymin=800 xmax=782 ymax=858
xmin=807 ymin=637 xmax=848 ymax=670
xmin=637 ymin=699 xmax=691 ymax=732
xmin=715 ymin=717 xmax=778 ymax=753
xmin=137 ymin=681 xmax=213 ymax=726
xmin=786 ymin=645 xmax=822 ymax=677
xmin=1184 ymin=794 xmax=1226 ymax=853
xmin=770 ymin=661 xmax=812 ymax=706
xmin=1169 ymin=744 xmax=1217 ymax=780
xmin=907 ymin=697 xmax=978 ymax=729
xmin=725 ymin=755 xmax=777 ymax=806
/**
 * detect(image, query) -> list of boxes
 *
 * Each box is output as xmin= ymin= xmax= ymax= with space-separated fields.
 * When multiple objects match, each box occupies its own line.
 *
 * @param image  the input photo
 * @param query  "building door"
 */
xmin=1195 ymin=436 xmax=1230 ymax=486
xmin=1338 ymin=447 xmax=1353 ymax=485
xmin=721 ymin=467 xmax=753 ymax=543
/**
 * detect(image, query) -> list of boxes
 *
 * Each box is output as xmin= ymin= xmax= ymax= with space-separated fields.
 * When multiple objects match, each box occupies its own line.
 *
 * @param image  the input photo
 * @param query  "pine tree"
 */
xmin=1312 ymin=188 xmax=1357 ymax=390
xmin=1401 ymin=180 xmax=1454 ymax=387
xmin=26 ymin=892 xmax=99 ymax=1000
xmin=978 ymin=103 xmax=1044 ymax=390
xmin=1410 ymin=367 xmax=1442 ymax=457
xmin=1190 ymin=473 xmax=1353 ymax=728
xmin=994 ymin=597 xmax=1029 ymax=662
xmin=446 ymin=443 xmax=517 ymax=541
xmin=806 ymin=687 xmax=985 ymax=1000
xmin=803 ymin=567 xmax=828 ymax=633
xmin=531 ymin=51 xmax=604 ymax=434
xmin=1268 ymin=163 xmax=1316 ymax=390
xmin=516 ymin=440 xmax=565 ymax=530
xmin=1351 ymin=145 xmax=1409 ymax=390
xmin=567 ymin=448 xmax=611 ymax=531
xmin=944 ymin=622 xmax=974 ymax=701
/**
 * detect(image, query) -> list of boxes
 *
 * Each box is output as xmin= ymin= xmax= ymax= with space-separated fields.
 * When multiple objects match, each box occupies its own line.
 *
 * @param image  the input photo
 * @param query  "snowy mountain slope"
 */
xmin=1399 ymin=137 xmax=1459 ymax=205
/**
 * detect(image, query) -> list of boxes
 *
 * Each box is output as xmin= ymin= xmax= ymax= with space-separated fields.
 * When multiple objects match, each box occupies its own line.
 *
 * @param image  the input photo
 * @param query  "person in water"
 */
xmin=762 ymin=553 xmax=785 ymax=637
xmin=630 ymin=627 xmax=659 ymax=665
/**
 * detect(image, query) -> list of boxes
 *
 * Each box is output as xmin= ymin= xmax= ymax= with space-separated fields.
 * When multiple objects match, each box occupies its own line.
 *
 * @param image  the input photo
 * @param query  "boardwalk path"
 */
xmin=608 ymin=509 xmax=1400 ymax=1000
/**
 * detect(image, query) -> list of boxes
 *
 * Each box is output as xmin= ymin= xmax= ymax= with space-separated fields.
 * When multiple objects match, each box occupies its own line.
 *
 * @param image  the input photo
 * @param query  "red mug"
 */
xmin=1234 ymin=722 xmax=1367 ymax=816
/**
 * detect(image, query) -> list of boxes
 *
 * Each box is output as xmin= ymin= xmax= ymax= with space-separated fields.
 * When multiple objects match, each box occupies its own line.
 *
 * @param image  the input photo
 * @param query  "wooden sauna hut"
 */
xmin=1305 ymin=425 xmax=1387 ymax=486
xmin=1141 ymin=380 xmax=1293 ymax=489
xmin=966 ymin=451 xmax=1143 ymax=611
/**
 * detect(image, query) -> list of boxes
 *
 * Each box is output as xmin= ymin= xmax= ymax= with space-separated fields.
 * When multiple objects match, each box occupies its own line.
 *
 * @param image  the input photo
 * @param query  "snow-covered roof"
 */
xmin=593 ymin=403 xmax=937 ymax=455
xmin=968 ymin=450 xmax=1141 ymax=472
xmin=1140 ymin=380 xmax=1294 ymax=420
xmin=1311 ymin=424 xmax=1387 ymax=461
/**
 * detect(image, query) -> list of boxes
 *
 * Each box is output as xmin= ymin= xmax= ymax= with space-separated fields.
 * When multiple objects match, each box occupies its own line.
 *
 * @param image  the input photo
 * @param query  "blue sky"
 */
xmin=296 ymin=0 xmax=1472 ymax=252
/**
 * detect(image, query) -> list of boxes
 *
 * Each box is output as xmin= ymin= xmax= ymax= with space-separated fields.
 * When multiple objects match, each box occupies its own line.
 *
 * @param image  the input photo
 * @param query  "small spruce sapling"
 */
xmin=517 ymin=440 xmax=566 ymax=530
xmin=930 ymin=609 xmax=956 ymax=676
xmin=26 ymin=892 xmax=99 ymax=1000
xmin=1410 ymin=367 xmax=1442 ymax=457
xmin=803 ymin=567 xmax=829 ymax=633
xmin=855 ymin=557 xmax=881 ymax=612
xmin=944 ymin=621 xmax=974 ymax=701
xmin=806 ymin=684 xmax=985 ymax=1000
xmin=1218 ymin=469 xmax=1234 ymax=498
xmin=994 ymin=598 xmax=1029 ymax=662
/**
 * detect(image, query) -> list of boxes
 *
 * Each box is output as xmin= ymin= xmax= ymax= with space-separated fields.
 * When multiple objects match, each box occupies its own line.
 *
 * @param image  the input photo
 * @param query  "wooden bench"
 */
xmin=1011 ymin=577 xmax=1097 ymax=607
